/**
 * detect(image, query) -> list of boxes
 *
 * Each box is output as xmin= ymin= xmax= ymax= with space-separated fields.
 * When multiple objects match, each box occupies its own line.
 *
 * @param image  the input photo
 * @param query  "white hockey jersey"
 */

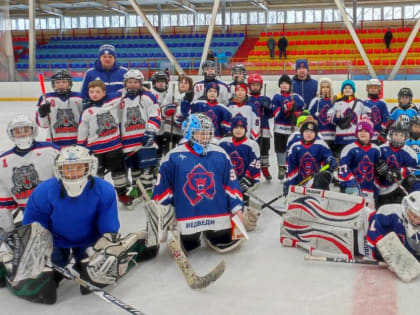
xmin=0 ymin=142 xmax=59 ymax=210
xmin=193 ymin=79 xmax=230 ymax=106
xmin=228 ymin=98 xmax=261 ymax=140
xmin=35 ymin=91 xmax=83 ymax=146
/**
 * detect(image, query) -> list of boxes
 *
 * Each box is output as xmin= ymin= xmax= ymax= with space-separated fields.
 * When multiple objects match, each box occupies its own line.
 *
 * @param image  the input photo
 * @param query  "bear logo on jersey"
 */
xmin=183 ymin=164 xmax=216 ymax=206
xmin=299 ymin=152 xmax=317 ymax=179
xmin=354 ymin=156 xmax=374 ymax=183
xmin=370 ymin=105 xmax=381 ymax=126
xmin=229 ymin=150 xmax=245 ymax=178
xmin=96 ymin=112 xmax=118 ymax=137
xmin=386 ymin=154 xmax=400 ymax=170
xmin=11 ymin=164 xmax=39 ymax=200
xmin=319 ymin=104 xmax=331 ymax=126
xmin=54 ymin=108 xmax=78 ymax=133
xmin=125 ymin=107 xmax=145 ymax=132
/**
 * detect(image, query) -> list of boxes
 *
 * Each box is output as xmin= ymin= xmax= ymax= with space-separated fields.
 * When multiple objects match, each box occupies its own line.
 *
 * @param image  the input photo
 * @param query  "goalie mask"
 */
xmin=7 ymin=115 xmax=38 ymax=150
xmin=54 ymin=145 xmax=98 ymax=197
xmin=124 ymin=69 xmax=144 ymax=96
xmin=182 ymin=113 xmax=214 ymax=155
xmin=402 ymin=192 xmax=420 ymax=254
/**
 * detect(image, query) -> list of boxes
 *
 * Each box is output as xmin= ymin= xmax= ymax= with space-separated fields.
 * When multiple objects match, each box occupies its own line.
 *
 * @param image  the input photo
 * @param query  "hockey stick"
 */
xmin=245 ymin=191 xmax=285 ymax=216
xmin=48 ymin=262 xmax=145 ymax=315
xmin=304 ymin=254 xmax=387 ymax=267
xmin=136 ymin=179 xmax=226 ymax=289
xmin=38 ymin=74 xmax=54 ymax=142
xmin=169 ymin=82 xmax=176 ymax=151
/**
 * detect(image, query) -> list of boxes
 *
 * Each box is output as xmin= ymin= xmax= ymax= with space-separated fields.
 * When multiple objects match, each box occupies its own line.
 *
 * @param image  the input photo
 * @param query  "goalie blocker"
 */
xmin=280 ymin=185 xmax=373 ymax=259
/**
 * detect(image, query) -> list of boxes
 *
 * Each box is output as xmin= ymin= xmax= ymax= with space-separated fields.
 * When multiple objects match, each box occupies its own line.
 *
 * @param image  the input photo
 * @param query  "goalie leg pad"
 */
xmin=204 ymin=229 xmax=242 ymax=253
xmin=280 ymin=216 xmax=355 ymax=259
xmin=144 ymin=201 xmax=176 ymax=246
xmin=377 ymin=232 xmax=420 ymax=282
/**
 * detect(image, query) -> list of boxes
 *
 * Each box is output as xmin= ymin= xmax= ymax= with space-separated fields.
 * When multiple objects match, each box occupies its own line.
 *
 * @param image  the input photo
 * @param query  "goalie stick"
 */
xmin=48 ymin=262 xmax=145 ymax=315
xmin=304 ymin=254 xmax=387 ymax=267
xmin=136 ymin=179 xmax=225 ymax=289
xmin=245 ymin=191 xmax=285 ymax=216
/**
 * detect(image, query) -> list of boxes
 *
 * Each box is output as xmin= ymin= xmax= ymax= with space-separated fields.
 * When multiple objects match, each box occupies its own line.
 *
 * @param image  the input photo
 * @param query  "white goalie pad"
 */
xmin=144 ymin=200 xmax=176 ymax=247
xmin=377 ymin=232 xmax=420 ymax=282
xmin=86 ymin=232 xmax=142 ymax=285
xmin=280 ymin=186 xmax=372 ymax=258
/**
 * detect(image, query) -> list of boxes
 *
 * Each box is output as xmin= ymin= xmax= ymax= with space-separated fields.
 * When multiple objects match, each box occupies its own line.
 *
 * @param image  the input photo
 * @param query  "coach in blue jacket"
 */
xmin=80 ymin=44 xmax=127 ymax=98
xmin=292 ymin=59 xmax=318 ymax=107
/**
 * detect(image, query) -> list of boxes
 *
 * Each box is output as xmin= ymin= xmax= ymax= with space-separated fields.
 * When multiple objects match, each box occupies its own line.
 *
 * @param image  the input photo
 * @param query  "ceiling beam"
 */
xmin=37 ymin=3 xmax=63 ymax=16
xmin=95 ymin=0 xmax=127 ymax=15
xmin=250 ymin=0 xmax=268 ymax=11
xmin=171 ymin=0 xmax=196 ymax=13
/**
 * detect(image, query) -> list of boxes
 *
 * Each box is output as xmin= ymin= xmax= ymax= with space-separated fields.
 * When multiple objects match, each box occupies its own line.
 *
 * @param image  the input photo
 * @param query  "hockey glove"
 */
xmin=242 ymin=206 xmax=261 ymax=232
xmin=375 ymin=159 xmax=389 ymax=177
xmin=141 ymin=131 xmax=155 ymax=147
xmin=386 ymin=169 xmax=402 ymax=183
xmin=240 ymin=176 xmax=254 ymax=193
xmin=38 ymin=102 xmax=51 ymax=118
xmin=344 ymin=186 xmax=360 ymax=196
xmin=183 ymin=90 xmax=194 ymax=103
xmin=312 ymin=171 xmax=332 ymax=190
xmin=261 ymin=99 xmax=272 ymax=110
xmin=337 ymin=113 xmax=353 ymax=129
xmin=164 ymin=103 xmax=177 ymax=117
xmin=283 ymin=101 xmax=294 ymax=113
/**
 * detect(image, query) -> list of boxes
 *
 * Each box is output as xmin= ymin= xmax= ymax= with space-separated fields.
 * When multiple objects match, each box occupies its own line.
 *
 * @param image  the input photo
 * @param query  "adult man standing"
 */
xmin=80 ymin=44 xmax=127 ymax=98
xmin=278 ymin=34 xmax=288 ymax=59
xmin=267 ymin=36 xmax=276 ymax=59
xmin=292 ymin=59 xmax=318 ymax=107
xmin=384 ymin=27 xmax=393 ymax=52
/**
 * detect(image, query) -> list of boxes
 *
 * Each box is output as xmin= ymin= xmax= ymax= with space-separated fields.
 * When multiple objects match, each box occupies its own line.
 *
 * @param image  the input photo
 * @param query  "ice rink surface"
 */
xmin=0 ymin=102 xmax=417 ymax=315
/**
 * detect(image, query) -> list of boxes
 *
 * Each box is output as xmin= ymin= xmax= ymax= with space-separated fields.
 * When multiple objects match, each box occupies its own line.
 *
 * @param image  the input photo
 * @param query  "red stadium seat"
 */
xmin=416 ymin=59 xmax=420 ymax=65
xmin=375 ymin=38 xmax=382 ymax=43
xmin=368 ymin=29 xmax=374 ymax=33
xmin=295 ymin=40 xmax=302 ymax=45
xmin=321 ymin=49 xmax=327 ymax=55
xmin=306 ymin=50 xmax=313 ymax=55
xmin=262 ymin=51 xmax=268 ymax=56
xmin=313 ymin=50 xmax=319 ymax=55
xmin=292 ymin=31 xmax=298 ymax=36
xmin=274 ymin=32 xmax=280 ymax=37
xmin=316 ymin=40 xmax=323 ymax=45
xmin=382 ymin=59 xmax=390 ymax=66
xmin=326 ymin=30 xmax=333 ymax=35
xmin=331 ymin=40 xmax=337 ymax=44
xmin=285 ymin=31 xmax=292 ymax=36
xmin=352 ymin=60 xmax=357 ymax=66
xmin=367 ymin=39 xmax=374 ymax=44
xmin=306 ymin=30 xmax=312 ymax=35
xmin=373 ymin=59 xmax=380 ymax=65
xmin=309 ymin=40 xmax=316 ymax=45
xmin=374 ymin=48 xmax=381 ymax=54
xmin=302 ymin=40 xmax=309 ymax=45
xmin=323 ymin=40 xmax=330 ymax=45
xmin=249 ymin=51 xmax=255 ymax=56
xmin=343 ymin=49 xmax=350 ymax=54
xmin=335 ymin=49 xmax=343 ymax=55
xmin=407 ymin=59 xmax=415 ymax=65
xmin=289 ymin=40 xmax=295 ymax=45
xmin=397 ymin=38 xmax=405 ymax=43
xmin=328 ymin=49 xmax=335 ymax=55
xmin=260 ymin=32 xmax=266 ymax=37
xmin=298 ymin=50 xmax=304 ymax=55
xmin=333 ymin=30 xmax=339 ymax=34
xmin=391 ymin=59 xmax=396 ymax=65
xmin=375 ymin=29 xmax=382 ymax=33
xmin=338 ymin=40 xmax=344 ymax=45
xmin=267 ymin=32 xmax=273 ymax=36
xmin=357 ymin=60 xmax=365 ymax=66
xmin=360 ymin=39 xmax=367 ymax=44
xmin=366 ymin=49 xmax=373 ymax=54
xmin=340 ymin=30 xmax=346 ymax=34
xmin=345 ymin=39 xmax=352 ymax=44
xmin=299 ymin=31 xmax=306 ymax=36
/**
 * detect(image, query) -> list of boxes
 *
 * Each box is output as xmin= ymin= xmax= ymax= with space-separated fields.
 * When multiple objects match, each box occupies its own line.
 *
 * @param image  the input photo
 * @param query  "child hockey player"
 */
xmin=406 ymin=115 xmax=420 ymax=192
xmin=389 ymin=88 xmax=417 ymax=128
xmin=77 ymin=80 xmax=132 ymax=206
xmin=152 ymin=113 xmax=254 ymax=252
xmin=228 ymin=83 xmax=260 ymax=141
xmin=193 ymin=60 xmax=230 ymax=105
xmin=219 ymin=114 xmax=261 ymax=207
xmin=272 ymin=74 xmax=305 ymax=180
xmin=181 ymin=82 xmax=231 ymax=139
xmin=328 ymin=79 xmax=371 ymax=154
xmin=0 ymin=115 xmax=59 ymax=212
xmin=228 ymin=64 xmax=247 ymax=99
xmin=286 ymin=112 xmax=325 ymax=152
xmin=284 ymin=119 xmax=336 ymax=196
xmin=363 ymin=79 xmax=389 ymax=144
xmin=119 ymin=70 xmax=161 ymax=200
xmin=308 ymin=77 xmax=336 ymax=148
xmin=248 ymin=73 xmax=273 ymax=180
xmin=36 ymin=70 xmax=83 ymax=147
xmin=338 ymin=119 xmax=381 ymax=208
xmin=375 ymin=121 xmax=417 ymax=208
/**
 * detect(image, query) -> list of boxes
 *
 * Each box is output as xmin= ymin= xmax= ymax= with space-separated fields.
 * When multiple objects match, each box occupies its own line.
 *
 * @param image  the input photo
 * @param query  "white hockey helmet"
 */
xmin=54 ymin=145 xmax=98 ymax=197
xmin=7 ymin=115 xmax=38 ymax=150
xmin=402 ymin=191 xmax=420 ymax=243
xmin=123 ymin=69 xmax=144 ymax=85
xmin=366 ymin=78 xmax=381 ymax=92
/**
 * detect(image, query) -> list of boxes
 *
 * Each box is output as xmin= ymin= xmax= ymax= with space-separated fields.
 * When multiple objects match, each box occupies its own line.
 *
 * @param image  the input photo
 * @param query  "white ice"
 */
xmin=0 ymin=102 xmax=416 ymax=315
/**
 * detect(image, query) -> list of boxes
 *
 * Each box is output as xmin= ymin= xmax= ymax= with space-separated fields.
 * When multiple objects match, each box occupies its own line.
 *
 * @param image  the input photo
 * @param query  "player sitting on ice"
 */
xmin=338 ymin=119 xmax=380 ymax=208
xmin=248 ymin=74 xmax=273 ymax=181
xmin=181 ymin=82 xmax=231 ymax=139
xmin=0 ymin=115 xmax=59 ymax=214
xmin=375 ymin=121 xmax=417 ymax=209
xmin=192 ymin=60 xmax=230 ymax=105
xmin=363 ymin=79 xmax=390 ymax=145
xmin=283 ymin=118 xmax=336 ymax=196
xmin=219 ymin=114 xmax=261 ymax=231
xmin=228 ymin=64 xmax=247 ymax=99
xmin=406 ymin=115 xmax=420 ymax=192
xmin=272 ymin=74 xmax=305 ymax=180
xmin=0 ymin=145 xmax=158 ymax=304
xmin=389 ymin=87 xmax=417 ymax=127
xmin=77 ymin=80 xmax=132 ymax=206
xmin=152 ymin=113 xmax=255 ymax=253
xmin=36 ymin=70 xmax=83 ymax=147
xmin=367 ymin=191 xmax=420 ymax=282
xmin=119 ymin=69 xmax=161 ymax=201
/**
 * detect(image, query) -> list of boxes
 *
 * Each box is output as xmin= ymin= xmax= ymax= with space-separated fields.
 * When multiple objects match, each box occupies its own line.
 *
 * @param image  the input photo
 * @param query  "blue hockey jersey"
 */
xmin=218 ymin=136 xmax=261 ymax=182
xmin=339 ymin=141 xmax=381 ymax=201
xmin=284 ymin=139 xmax=336 ymax=194
xmin=390 ymin=106 xmax=418 ymax=127
xmin=272 ymin=92 xmax=305 ymax=135
xmin=364 ymin=98 xmax=390 ymax=140
xmin=367 ymin=204 xmax=420 ymax=260
xmin=249 ymin=94 xmax=273 ymax=138
xmin=23 ymin=177 xmax=120 ymax=248
xmin=308 ymin=97 xmax=336 ymax=141
xmin=376 ymin=143 xmax=417 ymax=195
xmin=286 ymin=131 xmax=324 ymax=152
xmin=406 ymin=138 xmax=420 ymax=176
xmin=152 ymin=143 xmax=243 ymax=235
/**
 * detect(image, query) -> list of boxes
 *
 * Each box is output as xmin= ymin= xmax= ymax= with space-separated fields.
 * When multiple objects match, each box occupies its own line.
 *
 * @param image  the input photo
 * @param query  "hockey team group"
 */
xmin=0 ymin=43 xmax=420 ymax=309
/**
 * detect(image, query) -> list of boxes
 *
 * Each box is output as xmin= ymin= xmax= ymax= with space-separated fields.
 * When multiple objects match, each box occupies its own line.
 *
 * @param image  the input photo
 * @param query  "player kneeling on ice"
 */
xmin=283 ymin=119 xmax=336 ymax=196
xmin=367 ymin=191 xmax=420 ymax=282
xmin=219 ymin=114 xmax=261 ymax=231
xmin=151 ymin=113 xmax=253 ymax=253
xmin=0 ymin=145 xmax=157 ymax=304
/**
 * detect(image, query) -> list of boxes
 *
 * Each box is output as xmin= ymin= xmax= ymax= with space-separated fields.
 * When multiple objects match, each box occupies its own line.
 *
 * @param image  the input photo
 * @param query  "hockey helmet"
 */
xmin=402 ymin=192 xmax=420 ymax=249
xmin=51 ymin=70 xmax=72 ymax=96
xmin=182 ymin=113 xmax=214 ymax=155
xmin=124 ymin=69 xmax=144 ymax=96
xmin=7 ymin=115 xmax=38 ymax=150
xmin=54 ymin=145 xmax=98 ymax=197
xmin=248 ymin=74 xmax=263 ymax=95
xmin=231 ymin=64 xmax=247 ymax=80
xmin=366 ymin=78 xmax=381 ymax=91
xmin=202 ymin=60 xmax=217 ymax=81
xmin=389 ymin=121 xmax=409 ymax=148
